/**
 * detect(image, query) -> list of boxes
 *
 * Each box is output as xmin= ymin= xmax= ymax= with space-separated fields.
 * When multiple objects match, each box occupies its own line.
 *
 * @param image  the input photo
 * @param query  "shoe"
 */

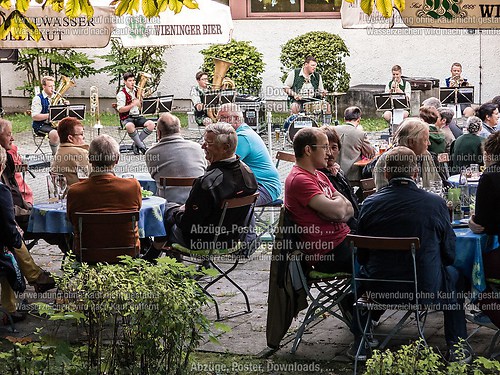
xmin=2 ymin=311 xmax=26 ymax=325
xmin=347 ymin=338 xmax=369 ymax=362
xmin=139 ymin=147 xmax=148 ymax=155
xmin=466 ymin=311 xmax=497 ymax=330
xmin=338 ymin=293 xmax=354 ymax=326
xmin=446 ymin=346 xmax=472 ymax=364
xmin=32 ymin=271 xmax=56 ymax=293
xmin=132 ymin=144 xmax=140 ymax=155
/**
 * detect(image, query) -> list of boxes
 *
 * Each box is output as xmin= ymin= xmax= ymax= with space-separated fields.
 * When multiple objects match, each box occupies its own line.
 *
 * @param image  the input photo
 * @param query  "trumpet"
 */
xmin=450 ymin=76 xmax=467 ymax=87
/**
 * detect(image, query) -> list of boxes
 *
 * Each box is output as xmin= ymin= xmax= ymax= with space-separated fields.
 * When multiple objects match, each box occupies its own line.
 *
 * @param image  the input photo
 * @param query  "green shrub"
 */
xmin=280 ymin=31 xmax=350 ymax=93
xmin=200 ymin=39 xmax=265 ymax=96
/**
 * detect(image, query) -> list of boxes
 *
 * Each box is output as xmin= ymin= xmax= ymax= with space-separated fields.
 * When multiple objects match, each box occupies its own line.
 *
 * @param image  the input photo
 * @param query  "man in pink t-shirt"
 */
xmin=285 ymin=127 xmax=353 ymax=273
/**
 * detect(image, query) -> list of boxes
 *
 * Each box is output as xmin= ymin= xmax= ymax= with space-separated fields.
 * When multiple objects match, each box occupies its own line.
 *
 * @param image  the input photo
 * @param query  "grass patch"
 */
xmin=361 ymin=117 xmax=388 ymax=132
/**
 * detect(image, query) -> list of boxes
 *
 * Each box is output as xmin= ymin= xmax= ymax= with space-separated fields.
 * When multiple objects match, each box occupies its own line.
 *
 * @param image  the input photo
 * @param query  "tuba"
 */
xmin=207 ymin=58 xmax=235 ymax=122
xmin=89 ymin=86 xmax=102 ymax=138
xmin=52 ymin=76 xmax=76 ymax=105
xmin=136 ymin=72 xmax=152 ymax=101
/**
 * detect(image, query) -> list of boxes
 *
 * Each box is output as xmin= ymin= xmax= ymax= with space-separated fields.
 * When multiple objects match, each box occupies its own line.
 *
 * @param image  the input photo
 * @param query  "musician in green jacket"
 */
xmin=283 ymin=56 xmax=327 ymax=108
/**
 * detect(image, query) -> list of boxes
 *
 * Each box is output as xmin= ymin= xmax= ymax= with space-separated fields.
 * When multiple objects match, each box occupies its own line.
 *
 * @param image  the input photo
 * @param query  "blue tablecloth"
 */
xmin=27 ymin=196 xmax=166 ymax=238
xmin=121 ymin=173 xmax=157 ymax=194
xmin=453 ymin=228 xmax=499 ymax=295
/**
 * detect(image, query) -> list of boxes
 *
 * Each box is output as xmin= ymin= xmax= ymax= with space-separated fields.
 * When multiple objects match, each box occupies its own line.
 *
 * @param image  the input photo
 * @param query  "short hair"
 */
xmin=438 ymin=107 xmax=455 ymax=125
xmin=320 ymin=125 xmax=341 ymax=151
xmin=293 ymin=127 xmax=321 ymax=158
xmin=394 ymin=118 xmax=428 ymax=148
xmin=205 ymin=122 xmax=237 ymax=154
xmin=385 ymin=146 xmax=418 ymax=179
xmin=196 ymin=71 xmax=208 ymax=81
xmin=217 ymin=103 xmax=244 ymax=124
xmin=484 ymin=132 xmax=500 ymax=159
xmin=344 ymin=106 xmax=361 ymax=122
xmin=41 ymin=76 xmax=55 ymax=86
xmin=451 ymin=62 xmax=462 ymax=70
xmin=419 ymin=105 xmax=439 ymax=124
xmin=89 ymin=134 xmax=120 ymax=169
xmin=491 ymin=96 xmax=500 ymax=107
xmin=0 ymin=146 xmax=6 ymax=170
xmin=477 ymin=103 xmax=498 ymax=121
xmin=123 ymin=72 xmax=135 ymax=81
xmin=157 ymin=113 xmax=180 ymax=137
xmin=422 ymin=97 xmax=441 ymax=109
xmin=391 ymin=65 xmax=402 ymax=72
xmin=304 ymin=56 xmax=317 ymax=65
xmin=57 ymin=117 xmax=82 ymax=143
xmin=466 ymin=116 xmax=482 ymax=134
xmin=0 ymin=118 xmax=10 ymax=135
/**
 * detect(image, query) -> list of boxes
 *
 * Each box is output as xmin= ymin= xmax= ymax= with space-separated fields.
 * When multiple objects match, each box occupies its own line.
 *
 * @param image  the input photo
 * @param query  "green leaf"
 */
xmin=65 ymin=0 xmax=81 ymax=17
xmin=394 ymin=0 xmax=405 ymax=12
xmin=15 ymin=0 xmax=29 ymax=12
xmin=360 ymin=0 xmax=375 ymax=17
xmin=0 ymin=0 xmax=12 ymax=9
xmin=375 ymin=0 xmax=393 ymax=18
xmin=142 ymin=0 xmax=158 ymax=17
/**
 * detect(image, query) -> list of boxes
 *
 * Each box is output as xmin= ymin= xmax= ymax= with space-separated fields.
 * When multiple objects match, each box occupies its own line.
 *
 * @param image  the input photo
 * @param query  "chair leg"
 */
xmin=378 ymin=310 xmax=413 ymax=350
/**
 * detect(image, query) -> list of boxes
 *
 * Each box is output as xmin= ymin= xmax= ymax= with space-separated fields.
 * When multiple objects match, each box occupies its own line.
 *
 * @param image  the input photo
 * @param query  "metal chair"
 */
xmin=32 ymin=129 xmax=48 ymax=155
xmin=74 ymin=211 xmax=140 ymax=264
xmin=347 ymin=234 xmax=426 ymax=372
xmin=171 ymin=192 xmax=259 ymax=320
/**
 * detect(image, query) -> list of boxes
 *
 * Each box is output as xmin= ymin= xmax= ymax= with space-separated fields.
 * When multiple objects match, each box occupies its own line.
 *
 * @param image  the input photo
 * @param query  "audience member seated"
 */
xmin=423 ymin=97 xmax=462 ymax=139
xmin=7 ymin=144 xmax=33 ymax=205
xmin=319 ymin=125 xmax=359 ymax=231
xmin=373 ymin=118 xmax=445 ymax=190
xmin=285 ymin=127 xmax=354 ymax=273
xmin=0 ymin=144 xmax=55 ymax=303
xmin=145 ymin=113 xmax=206 ymax=204
xmin=67 ymin=135 xmax=142 ymax=257
xmin=351 ymin=146 xmax=467 ymax=361
xmin=477 ymin=103 xmax=499 ymax=139
xmin=437 ymin=107 xmax=456 ymax=154
xmin=334 ymin=107 xmax=375 ymax=187
xmin=152 ymin=123 xmax=258 ymax=253
xmin=469 ymin=132 xmax=500 ymax=329
xmin=51 ymin=117 xmax=90 ymax=185
xmin=420 ymin=106 xmax=446 ymax=154
xmin=283 ymin=102 xmax=300 ymax=132
xmin=451 ymin=116 xmax=484 ymax=174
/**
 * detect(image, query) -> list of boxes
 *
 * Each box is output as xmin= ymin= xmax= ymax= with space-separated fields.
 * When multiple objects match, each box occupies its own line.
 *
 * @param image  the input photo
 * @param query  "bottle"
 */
xmin=459 ymin=168 xmax=470 ymax=219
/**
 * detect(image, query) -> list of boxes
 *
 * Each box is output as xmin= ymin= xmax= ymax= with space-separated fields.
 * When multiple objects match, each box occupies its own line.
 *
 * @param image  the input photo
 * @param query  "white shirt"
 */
xmin=116 ymin=87 xmax=139 ymax=115
xmin=284 ymin=67 xmax=324 ymax=99
xmin=31 ymin=91 xmax=53 ymax=117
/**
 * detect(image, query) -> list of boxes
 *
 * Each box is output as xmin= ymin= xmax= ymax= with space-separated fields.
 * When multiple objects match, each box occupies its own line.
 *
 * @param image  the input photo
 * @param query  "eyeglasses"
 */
xmin=72 ymin=133 xmax=84 ymax=136
xmin=311 ymin=144 xmax=330 ymax=150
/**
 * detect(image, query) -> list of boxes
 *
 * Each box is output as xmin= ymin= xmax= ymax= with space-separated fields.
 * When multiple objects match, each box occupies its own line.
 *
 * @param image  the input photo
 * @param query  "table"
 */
xmin=353 ymin=158 xmax=374 ymax=167
xmin=27 ymin=196 xmax=167 ymax=238
xmin=453 ymin=228 xmax=499 ymax=295
xmin=120 ymin=172 xmax=157 ymax=194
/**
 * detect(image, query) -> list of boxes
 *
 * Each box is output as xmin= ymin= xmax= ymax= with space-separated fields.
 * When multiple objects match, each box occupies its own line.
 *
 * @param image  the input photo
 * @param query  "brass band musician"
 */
xmin=445 ymin=62 xmax=469 ymax=88
xmin=31 ymin=76 xmax=61 ymax=155
xmin=383 ymin=65 xmax=411 ymax=128
xmin=116 ymin=72 xmax=155 ymax=155
xmin=191 ymin=71 xmax=212 ymax=127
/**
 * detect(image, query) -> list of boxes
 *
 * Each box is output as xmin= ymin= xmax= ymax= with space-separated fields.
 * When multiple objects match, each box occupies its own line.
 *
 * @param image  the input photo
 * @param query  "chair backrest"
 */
xmin=360 ymin=178 xmax=376 ymax=199
xmin=213 ymin=192 xmax=259 ymax=246
xmin=347 ymin=234 xmax=420 ymax=303
xmin=159 ymin=176 xmax=196 ymax=187
xmin=74 ymin=211 xmax=140 ymax=264
xmin=275 ymin=151 xmax=296 ymax=165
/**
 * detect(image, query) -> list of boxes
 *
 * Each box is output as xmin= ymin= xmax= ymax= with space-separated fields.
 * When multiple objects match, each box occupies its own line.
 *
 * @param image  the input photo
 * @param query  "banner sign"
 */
xmin=400 ymin=0 xmax=500 ymax=28
xmin=0 ymin=5 xmax=114 ymax=48
xmin=341 ymin=0 xmax=407 ymax=28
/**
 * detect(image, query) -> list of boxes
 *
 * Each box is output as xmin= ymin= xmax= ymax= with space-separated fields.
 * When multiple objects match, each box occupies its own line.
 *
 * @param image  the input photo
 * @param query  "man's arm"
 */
xmin=360 ymin=134 xmax=376 ymax=158
xmin=116 ymin=91 xmax=140 ymax=113
xmin=191 ymin=88 xmax=203 ymax=112
xmin=31 ymin=95 xmax=48 ymax=122
xmin=283 ymin=70 xmax=301 ymax=101
xmin=308 ymin=190 xmax=354 ymax=222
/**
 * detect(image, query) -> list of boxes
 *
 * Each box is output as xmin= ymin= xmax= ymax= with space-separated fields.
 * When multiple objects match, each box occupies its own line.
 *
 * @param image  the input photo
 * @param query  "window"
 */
xmin=248 ymin=0 xmax=339 ymax=16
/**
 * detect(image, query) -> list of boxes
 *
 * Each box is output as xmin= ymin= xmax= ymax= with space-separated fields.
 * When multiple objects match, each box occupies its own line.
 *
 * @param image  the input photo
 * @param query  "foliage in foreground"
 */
xmin=0 ymin=255 xmax=214 ymax=375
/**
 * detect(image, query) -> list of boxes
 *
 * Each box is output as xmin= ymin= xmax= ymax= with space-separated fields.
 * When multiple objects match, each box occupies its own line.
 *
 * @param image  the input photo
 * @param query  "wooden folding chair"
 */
xmin=360 ymin=178 xmax=376 ymax=199
xmin=74 ymin=211 xmax=140 ymax=264
xmin=172 ymin=192 xmax=259 ymax=320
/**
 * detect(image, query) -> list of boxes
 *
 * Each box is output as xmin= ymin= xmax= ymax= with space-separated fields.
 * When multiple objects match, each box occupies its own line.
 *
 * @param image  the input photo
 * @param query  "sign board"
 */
xmin=341 ymin=0 xmax=407 ymax=28
xmin=0 ymin=1 xmax=114 ymax=48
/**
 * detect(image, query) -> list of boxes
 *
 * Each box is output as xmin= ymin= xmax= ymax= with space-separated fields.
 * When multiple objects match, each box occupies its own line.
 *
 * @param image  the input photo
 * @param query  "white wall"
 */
xmin=2 ymin=18 xmax=498 ymax=112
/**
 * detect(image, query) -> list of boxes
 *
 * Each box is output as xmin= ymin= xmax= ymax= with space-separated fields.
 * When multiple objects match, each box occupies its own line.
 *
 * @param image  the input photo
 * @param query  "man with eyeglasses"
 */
xmin=285 ymin=127 xmax=354 ymax=274
xmin=191 ymin=71 xmax=212 ymax=127
xmin=51 ymin=117 xmax=90 ymax=185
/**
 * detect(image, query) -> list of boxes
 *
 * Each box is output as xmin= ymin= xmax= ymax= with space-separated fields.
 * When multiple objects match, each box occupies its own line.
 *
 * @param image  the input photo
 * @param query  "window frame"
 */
xmin=230 ymin=0 xmax=341 ymax=20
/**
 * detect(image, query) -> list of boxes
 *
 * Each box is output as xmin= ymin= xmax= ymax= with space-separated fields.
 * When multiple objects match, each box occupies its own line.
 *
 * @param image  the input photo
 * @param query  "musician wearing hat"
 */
xmin=283 ymin=56 xmax=327 ymax=108
xmin=191 ymin=71 xmax=212 ymax=127
xmin=31 ymin=76 xmax=60 ymax=155
xmin=116 ymin=72 xmax=155 ymax=155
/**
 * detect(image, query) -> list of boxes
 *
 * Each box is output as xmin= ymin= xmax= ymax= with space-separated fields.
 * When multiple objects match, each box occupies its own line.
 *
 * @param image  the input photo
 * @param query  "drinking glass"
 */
xmin=46 ymin=175 xmax=58 ymax=203
xmin=55 ymin=175 xmax=68 ymax=209
xmin=470 ymin=164 xmax=480 ymax=179
xmin=429 ymin=180 xmax=443 ymax=196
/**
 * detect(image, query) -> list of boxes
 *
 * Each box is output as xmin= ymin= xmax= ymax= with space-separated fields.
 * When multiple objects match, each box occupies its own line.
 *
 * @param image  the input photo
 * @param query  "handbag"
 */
xmin=0 ymin=248 xmax=26 ymax=293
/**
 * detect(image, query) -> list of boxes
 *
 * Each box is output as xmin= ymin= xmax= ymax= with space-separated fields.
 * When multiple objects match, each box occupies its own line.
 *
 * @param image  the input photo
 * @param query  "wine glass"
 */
xmin=55 ymin=175 xmax=67 ymax=210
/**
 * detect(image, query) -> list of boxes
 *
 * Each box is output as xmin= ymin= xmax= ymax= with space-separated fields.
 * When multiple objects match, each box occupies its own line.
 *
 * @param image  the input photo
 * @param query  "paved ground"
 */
xmin=3 ymin=124 xmax=498 ymax=374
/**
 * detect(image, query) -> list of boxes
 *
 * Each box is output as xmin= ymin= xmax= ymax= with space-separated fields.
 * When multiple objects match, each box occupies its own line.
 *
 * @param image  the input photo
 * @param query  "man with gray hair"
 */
xmin=145 ymin=113 xmax=206 ymax=204
xmin=335 ymin=106 xmax=375 ymax=186
xmin=155 ymin=122 xmax=258 ymax=252
xmin=67 ymin=135 xmax=142 ymax=255
xmin=351 ymin=146 xmax=468 ymax=362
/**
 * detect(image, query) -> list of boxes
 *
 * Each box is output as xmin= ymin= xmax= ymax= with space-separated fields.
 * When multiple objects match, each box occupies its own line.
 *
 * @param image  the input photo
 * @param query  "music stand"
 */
xmin=158 ymin=95 xmax=173 ymax=113
xmin=49 ymin=104 xmax=86 ymax=122
xmin=374 ymin=93 xmax=409 ymax=135
xmin=141 ymin=98 xmax=157 ymax=116
xmin=204 ymin=89 xmax=236 ymax=108
xmin=440 ymin=86 xmax=474 ymax=118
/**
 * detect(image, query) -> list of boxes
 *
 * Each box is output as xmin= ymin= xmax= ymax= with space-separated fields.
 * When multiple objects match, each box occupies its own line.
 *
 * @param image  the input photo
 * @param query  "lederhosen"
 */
xmin=194 ymin=86 xmax=209 ymax=126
